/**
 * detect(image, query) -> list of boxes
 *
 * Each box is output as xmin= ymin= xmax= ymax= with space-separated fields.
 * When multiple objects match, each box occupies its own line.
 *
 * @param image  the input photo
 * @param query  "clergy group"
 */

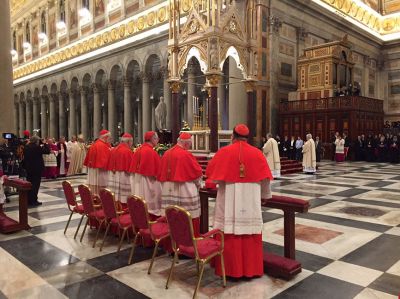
xmin=83 ymin=124 xmax=274 ymax=279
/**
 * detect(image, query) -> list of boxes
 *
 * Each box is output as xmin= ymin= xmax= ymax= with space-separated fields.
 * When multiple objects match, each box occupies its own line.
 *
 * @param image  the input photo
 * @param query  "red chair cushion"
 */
xmin=179 ymin=238 xmax=221 ymax=259
xmin=89 ymin=209 xmax=105 ymax=219
xmin=111 ymin=213 xmax=132 ymax=228
xmin=73 ymin=204 xmax=84 ymax=214
xmin=139 ymin=222 xmax=169 ymax=240
xmin=263 ymin=252 xmax=301 ymax=272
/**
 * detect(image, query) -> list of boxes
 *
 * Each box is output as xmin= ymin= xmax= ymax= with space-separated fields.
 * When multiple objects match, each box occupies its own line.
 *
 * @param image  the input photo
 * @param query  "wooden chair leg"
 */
xmin=166 ymin=251 xmax=178 ymax=289
xmin=99 ymin=222 xmax=111 ymax=252
xmin=64 ymin=211 xmax=74 ymax=234
xmin=220 ymin=253 xmax=226 ymax=287
xmin=148 ymin=240 xmax=160 ymax=275
xmin=73 ymin=214 xmax=84 ymax=239
xmin=128 ymin=234 xmax=139 ymax=265
xmin=80 ymin=217 xmax=89 ymax=243
xmin=92 ymin=220 xmax=104 ymax=248
xmin=193 ymin=261 xmax=205 ymax=299
xmin=117 ymin=229 xmax=127 ymax=253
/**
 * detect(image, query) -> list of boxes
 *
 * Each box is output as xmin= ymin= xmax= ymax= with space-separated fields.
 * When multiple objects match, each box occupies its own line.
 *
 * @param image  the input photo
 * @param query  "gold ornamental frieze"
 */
xmin=13 ymin=1 xmax=191 ymax=81
xmin=316 ymin=0 xmax=400 ymax=36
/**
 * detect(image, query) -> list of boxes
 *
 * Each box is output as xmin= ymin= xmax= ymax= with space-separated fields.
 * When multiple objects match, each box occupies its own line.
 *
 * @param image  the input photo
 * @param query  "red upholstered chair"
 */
xmin=165 ymin=205 xmax=226 ymax=299
xmin=126 ymin=195 xmax=169 ymax=274
xmin=99 ymin=189 xmax=132 ymax=252
xmin=77 ymin=184 xmax=105 ymax=245
xmin=62 ymin=181 xmax=84 ymax=238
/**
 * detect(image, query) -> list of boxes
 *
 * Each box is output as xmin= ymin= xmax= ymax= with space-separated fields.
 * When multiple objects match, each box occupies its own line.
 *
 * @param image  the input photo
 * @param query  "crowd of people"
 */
xmin=81 ymin=125 xmax=273 ymax=279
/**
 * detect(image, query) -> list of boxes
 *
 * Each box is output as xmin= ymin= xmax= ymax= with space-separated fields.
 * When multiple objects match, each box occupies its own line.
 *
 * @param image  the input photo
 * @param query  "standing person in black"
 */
xmin=388 ymin=136 xmax=399 ymax=163
xmin=376 ymin=136 xmax=388 ymax=162
xmin=282 ymin=136 xmax=290 ymax=158
xmin=343 ymin=132 xmax=351 ymax=160
xmin=289 ymin=136 xmax=296 ymax=160
xmin=354 ymin=136 xmax=365 ymax=161
xmin=315 ymin=136 xmax=323 ymax=162
xmin=22 ymin=136 xmax=50 ymax=206
xmin=365 ymin=134 xmax=376 ymax=162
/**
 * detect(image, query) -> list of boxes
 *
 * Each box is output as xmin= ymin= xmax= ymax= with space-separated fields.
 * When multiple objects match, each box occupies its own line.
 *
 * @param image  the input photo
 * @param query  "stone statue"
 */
xmin=155 ymin=96 xmax=167 ymax=130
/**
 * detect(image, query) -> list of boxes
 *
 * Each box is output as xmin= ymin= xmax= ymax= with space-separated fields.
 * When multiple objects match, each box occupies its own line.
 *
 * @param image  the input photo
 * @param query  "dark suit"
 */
xmin=315 ymin=141 xmax=322 ymax=162
xmin=23 ymin=142 xmax=50 ymax=205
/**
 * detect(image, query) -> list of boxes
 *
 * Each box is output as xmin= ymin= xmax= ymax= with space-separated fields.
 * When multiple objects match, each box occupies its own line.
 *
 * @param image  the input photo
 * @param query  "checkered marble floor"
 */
xmin=1 ymin=162 xmax=399 ymax=299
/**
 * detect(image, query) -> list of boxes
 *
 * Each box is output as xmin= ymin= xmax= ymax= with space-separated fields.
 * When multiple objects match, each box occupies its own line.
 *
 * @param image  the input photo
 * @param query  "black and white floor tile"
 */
xmin=0 ymin=162 xmax=399 ymax=298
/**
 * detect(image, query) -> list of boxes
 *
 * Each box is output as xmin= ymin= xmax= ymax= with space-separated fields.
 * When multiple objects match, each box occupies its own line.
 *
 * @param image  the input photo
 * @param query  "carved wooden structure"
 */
xmin=279 ymin=96 xmax=384 ymax=143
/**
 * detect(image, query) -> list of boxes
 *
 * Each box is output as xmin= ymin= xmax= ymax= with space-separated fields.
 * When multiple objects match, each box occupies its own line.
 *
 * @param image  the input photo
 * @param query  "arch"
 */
xmin=110 ymin=65 xmax=123 ymax=84
xmin=126 ymin=60 xmax=141 ymax=82
xmin=82 ymin=73 xmax=92 ymax=89
xmin=34 ymin=88 xmax=40 ymax=99
xmin=19 ymin=92 xmax=25 ymax=102
xmin=144 ymin=54 xmax=161 ymax=76
xmin=50 ymin=83 xmax=58 ymax=96
xmin=70 ymin=77 xmax=79 ymax=91
xmin=60 ymin=80 xmax=68 ymax=94
xmin=95 ymin=69 xmax=107 ymax=90
xmin=26 ymin=90 xmax=32 ymax=102
xmin=220 ymin=46 xmax=246 ymax=77
xmin=182 ymin=47 xmax=207 ymax=75
xmin=41 ymin=85 xmax=49 ymax=96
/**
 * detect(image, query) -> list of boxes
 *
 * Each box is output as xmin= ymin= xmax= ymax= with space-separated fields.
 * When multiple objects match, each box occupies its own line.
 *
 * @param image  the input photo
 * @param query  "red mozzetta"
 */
xmin=129 ymin=143 xmax=161 ymax=177
xmin=158 ymin=145 xmax=202 ymax=182
xmin=83 ymin=139 xmax=111 ymax=169
xmin=106 ymin=143 xmax=133 ymax=172
xmin=206 ymin=140 xmax=273 ymax=183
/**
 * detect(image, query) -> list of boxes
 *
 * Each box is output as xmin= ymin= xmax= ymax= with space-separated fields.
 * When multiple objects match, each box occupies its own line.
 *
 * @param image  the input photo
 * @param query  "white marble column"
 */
xmin=187 ymin=65 xmax=195 ymax=128
xmin=33 ymin=97 xmax=40 ymax=132
xmin=80 ymin=87 xmax=88 ymax=138
xmin=108 ymin=82 xmax=116 ymax=140
xmin=163 ymin=73 xmax=172 ymax=129
xmin=138 ymin=102 xmax=143 ymax=141
xmin=123 ymin=80 xmax=133 ymax=134
xmin=0 ymin=1 xmax=14 ymax=133
xmin=49 ymin=95 xmax=57 ymax=138
xmin=69 ymin=90 xmax=77 ymax=137
xmin=26 ymin=99 xmax=33 ymax=134
xmin=228 ymin=57 xmax=247 ymax=129
xmin=142 ymin=77 xmax=151 ymax=133
xmin=58 ymin=92 xmax=66 ymax=138
xmin=218 ymin=79 xmax=227 ymax=129
xmin=93 ymin=84 xmax=101 ymax=138
xmin=40 ymin=96 xmax=48 ymax=138
xmin=14 ymin=103 xmax=19 ymax=135
xmin=19 ymin=101 xmax=25 ymax=137
xmin=151 ymin=99 xmax=156 ymax=130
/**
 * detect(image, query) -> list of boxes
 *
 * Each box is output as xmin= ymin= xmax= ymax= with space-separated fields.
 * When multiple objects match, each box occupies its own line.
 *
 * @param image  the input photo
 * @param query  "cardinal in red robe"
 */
xmin=158 ymin=132 xmax=203 ymax=236
xmin=83 ymin=130 xmax=111 ymax=190
xmin=206 ymin=124 xmax=273 ymax=278
xmin=129 ymin=131 xmax=162 ymax=218
xmin=107 ymin=133 xmax=134 ymax=203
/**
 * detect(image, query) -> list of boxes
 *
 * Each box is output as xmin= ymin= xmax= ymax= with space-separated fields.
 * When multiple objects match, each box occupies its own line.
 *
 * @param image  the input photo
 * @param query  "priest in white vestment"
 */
xmin=262 ymin=133 xmax=281 ymax=178
xmin=302 ymin=133 xmax=317 ymax=174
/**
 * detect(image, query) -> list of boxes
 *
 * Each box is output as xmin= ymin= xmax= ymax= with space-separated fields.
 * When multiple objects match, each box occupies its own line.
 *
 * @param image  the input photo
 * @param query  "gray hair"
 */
xmin=266 ymin=133 xmax=273 ymax=138
xmin=30 ymin=135 xmax=40 ymax=144
xmin=306 ymin=133 xmax=312 ymax=140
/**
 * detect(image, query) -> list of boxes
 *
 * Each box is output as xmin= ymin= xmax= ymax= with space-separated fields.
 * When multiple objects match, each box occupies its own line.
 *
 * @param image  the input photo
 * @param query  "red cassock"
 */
xmin=158 ymin=145 xmax=202 ymax=182
xmin=83 ymin=139 xmax=111 ymax=169
xmin=129 ymin=143 xmax=160 ymax=176
xmin=206 ymin=140 xmax=273 ymax=278
xmin=158 ymin=145 xmax=203 ymax=236
xmin=106 ymin=143 xmax=133 ymax=172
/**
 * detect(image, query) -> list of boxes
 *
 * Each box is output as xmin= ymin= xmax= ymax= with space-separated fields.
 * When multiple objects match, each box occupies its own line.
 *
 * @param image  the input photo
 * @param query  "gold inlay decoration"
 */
xmin=13 ymin=2 xmax=193 ymax=81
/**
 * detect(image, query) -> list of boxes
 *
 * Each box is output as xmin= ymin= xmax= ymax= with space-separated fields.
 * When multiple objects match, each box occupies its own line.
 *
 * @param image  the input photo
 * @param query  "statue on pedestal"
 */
xmin=155 ymin=96 xmax=167 ymax=130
